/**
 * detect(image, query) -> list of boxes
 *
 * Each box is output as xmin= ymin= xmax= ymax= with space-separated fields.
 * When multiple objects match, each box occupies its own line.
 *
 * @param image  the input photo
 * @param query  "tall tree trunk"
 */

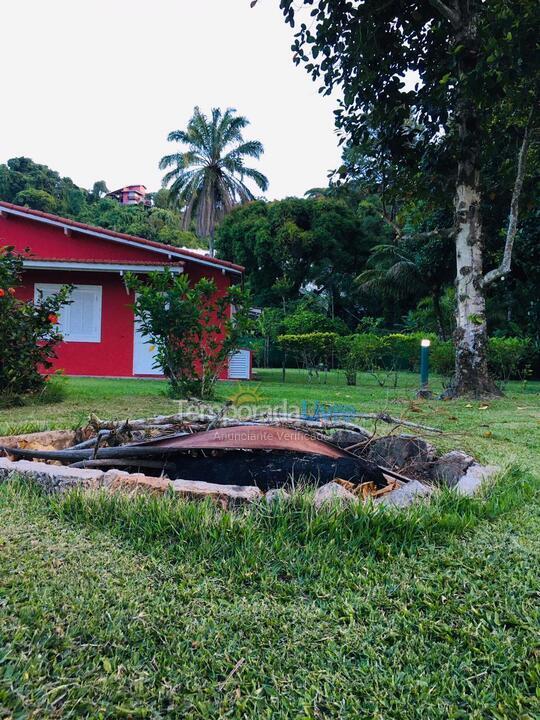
xmin=444 ymin=8 xmax=501 ymax=398
xmin=450 ymin=154 xmax=499 ymax=396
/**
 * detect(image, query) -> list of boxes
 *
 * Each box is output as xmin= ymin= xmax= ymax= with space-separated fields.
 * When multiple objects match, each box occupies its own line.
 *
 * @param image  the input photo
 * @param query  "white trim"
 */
xmin=34 ymin=283 xmax=102 ymax=343
xmin=24 ymin=260 xmax=184 ymax=274
xmin=2 ymin=205 xmax=242 ymax=274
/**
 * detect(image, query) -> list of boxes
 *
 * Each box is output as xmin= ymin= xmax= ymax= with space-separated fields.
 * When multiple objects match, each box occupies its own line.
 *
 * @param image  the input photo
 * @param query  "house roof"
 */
xmin=0 ymin=201 xmax=244 ymax=274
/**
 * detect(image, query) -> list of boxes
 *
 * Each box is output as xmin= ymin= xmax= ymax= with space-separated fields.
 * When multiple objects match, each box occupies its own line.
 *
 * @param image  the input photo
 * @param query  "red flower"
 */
xmin=8 ymin=287 xmax=15 ymax=295
xmin=0 ymin=289 xmax=5 ymax=297
xmin=48 ymin=313 xmax=59 ymax=324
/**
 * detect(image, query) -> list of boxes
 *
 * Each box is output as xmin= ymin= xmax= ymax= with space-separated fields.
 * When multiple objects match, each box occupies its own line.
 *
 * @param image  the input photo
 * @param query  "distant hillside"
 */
xmin=0 ymin=157 xmax=205 ymax=249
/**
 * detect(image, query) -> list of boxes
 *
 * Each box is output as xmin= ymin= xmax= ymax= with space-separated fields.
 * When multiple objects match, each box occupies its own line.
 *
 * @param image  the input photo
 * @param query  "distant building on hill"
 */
xmin=107 ymin=185 xmax=152 ymax=207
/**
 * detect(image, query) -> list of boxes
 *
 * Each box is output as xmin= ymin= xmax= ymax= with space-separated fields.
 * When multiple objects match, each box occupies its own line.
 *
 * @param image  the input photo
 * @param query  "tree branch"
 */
xmin=482 ymin=109 xmax=534 ymax=288
xmin=429 ymin=0 xmax=461 ymax=28
xmin=376 ymin=208 xmax=403 ymax=237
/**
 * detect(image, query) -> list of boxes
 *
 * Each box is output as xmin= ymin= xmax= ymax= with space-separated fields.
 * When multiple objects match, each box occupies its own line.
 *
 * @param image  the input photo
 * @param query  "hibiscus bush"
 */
xmin=0 ymin=246 xmax=71 ymax=406
xmin=126 ymin=270 xmax=251 ymax=399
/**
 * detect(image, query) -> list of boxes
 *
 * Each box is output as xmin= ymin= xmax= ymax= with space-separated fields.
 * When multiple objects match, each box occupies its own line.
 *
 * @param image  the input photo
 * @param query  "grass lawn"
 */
xmin=1 ymin=369 xmax=539 ymax=471
xmin=0 ymin=371 xmax=539 ymax=718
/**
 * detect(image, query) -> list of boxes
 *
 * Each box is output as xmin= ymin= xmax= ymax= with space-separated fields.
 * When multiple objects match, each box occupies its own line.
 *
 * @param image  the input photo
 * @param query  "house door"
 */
xmin=133 ymin=301 xmax=162 ymax=375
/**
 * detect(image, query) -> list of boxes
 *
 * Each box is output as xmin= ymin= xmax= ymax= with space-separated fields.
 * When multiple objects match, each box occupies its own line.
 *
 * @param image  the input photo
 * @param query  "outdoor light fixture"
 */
xmin=419 ymin=338 xmax=431 ymax=395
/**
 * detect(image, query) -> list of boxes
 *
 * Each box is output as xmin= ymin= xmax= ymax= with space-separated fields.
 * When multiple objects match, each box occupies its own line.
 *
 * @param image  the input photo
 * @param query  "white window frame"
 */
xmin=34 ymin=283 xmax=102 ymax=343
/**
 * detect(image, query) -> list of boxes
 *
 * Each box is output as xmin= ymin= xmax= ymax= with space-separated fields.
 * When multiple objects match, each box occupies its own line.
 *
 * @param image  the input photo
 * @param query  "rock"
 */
xmin=367 ymin=434 xmax=437 ymax=472
xmin=0 ymin=457 xmax=103 ymax=492
xmin=455 ymin=464 xmax=499 ymax=496
xmin=330 ymin=429 xmax=370 ymax=449
xmin=432 ymin=450 xmax=475 ymax=487
xmin=375 ymin=480 xmax=433 ymax=508
xmin=0 ymin=456 xmax=260 ymax=506
xmin=172 ymin=478 xmax=262 ymax=507
xmin=313 ymin=481 xmax=357 ymax=508
xmin=102 ymin=470 xmax=171 ymax=495
xmin=0 ymin=429 xmax=76 ymax=450
xmin=265 ymin=488 xmax=290 ymax=504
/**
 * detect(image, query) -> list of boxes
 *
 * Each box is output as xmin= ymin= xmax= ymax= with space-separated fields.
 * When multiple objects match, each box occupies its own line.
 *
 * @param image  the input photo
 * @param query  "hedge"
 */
xmin=281 ymin=331 xmax=534 ymax=382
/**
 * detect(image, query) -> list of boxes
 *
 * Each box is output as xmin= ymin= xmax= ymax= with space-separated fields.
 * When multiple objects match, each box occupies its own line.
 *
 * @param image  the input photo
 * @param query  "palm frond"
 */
xmin=239 ymin=167 xmax=269 ymax=192
xmin=159 ymin=106 xmax=267 ymax=247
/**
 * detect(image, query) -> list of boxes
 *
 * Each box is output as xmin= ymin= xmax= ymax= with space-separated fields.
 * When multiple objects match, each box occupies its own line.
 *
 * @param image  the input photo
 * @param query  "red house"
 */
xmin=0 ymin=201 xmax=252 ymax=379
xmin=106 ymin=184 xmax=152 ymax=207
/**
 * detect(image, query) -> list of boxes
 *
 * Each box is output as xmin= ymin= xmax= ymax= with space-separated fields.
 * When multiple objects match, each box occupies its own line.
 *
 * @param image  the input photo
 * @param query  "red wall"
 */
xmin=18 ymin=270 xmax=137 ymax=377
xmin=2 ymin=211 xmax=235 ymax=378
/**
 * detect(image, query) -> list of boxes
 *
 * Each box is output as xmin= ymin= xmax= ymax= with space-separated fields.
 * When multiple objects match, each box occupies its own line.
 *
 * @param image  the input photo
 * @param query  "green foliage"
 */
xmin=426 ymin=337 xmax=533 ymax=381
xmin=277 ymin=332 xmax=338 ymax=377
xmin=488 ymin=337 xmax=533 ymax=382
xmin=14 ymin=188 xmax=58 ymax=213
xmin=0 ymin=247 xmax=70 ymax=405
xmin=430 ymin=341 xmax=454 ymax=378
xmin=216 ymin=196 xmax=379 ymax=312
xmin=383 ymin=333 xmax=438 ymax=372
xmin=333 ymin=333 xmax=534 ymax=384
xmin=0 ymin=157 xmax=203 ymax=250
xmin=282 ymin=308 xmax=348 ymax=336
xmin=125 ymin=270 xmax=251 ymax=399
xmin=335 ymin=333 xmax=389 ymax=386
xmin=403 ymin=288 xmax=456 ymax=339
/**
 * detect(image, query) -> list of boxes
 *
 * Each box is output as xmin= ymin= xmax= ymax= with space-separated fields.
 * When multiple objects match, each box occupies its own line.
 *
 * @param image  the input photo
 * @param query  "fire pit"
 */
xmin=0 ymin=412 xmax=499 ymax=508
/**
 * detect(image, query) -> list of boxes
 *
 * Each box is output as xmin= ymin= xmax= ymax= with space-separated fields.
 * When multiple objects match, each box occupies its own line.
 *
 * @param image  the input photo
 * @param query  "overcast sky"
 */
xmin=0 ymin=0 xmax=342 ymax=199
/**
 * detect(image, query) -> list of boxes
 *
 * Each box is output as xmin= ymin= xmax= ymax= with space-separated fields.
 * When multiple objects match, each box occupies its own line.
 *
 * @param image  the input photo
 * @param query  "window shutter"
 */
xmin=34 ymin=284 xmax=102 ymax=342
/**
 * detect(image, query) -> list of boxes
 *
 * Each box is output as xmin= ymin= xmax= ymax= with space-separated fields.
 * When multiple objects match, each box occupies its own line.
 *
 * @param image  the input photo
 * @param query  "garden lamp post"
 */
xmin=420 ymin=339 xmax=431 ymax=392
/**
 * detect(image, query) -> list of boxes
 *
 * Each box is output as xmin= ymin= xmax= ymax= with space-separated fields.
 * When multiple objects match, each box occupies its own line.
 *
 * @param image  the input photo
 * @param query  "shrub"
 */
xmin=277 ymin=332 xmax=338 ymax=379
xmin=0 ymin=246 xmax=70 ymax=406
xmin=430 ymin=340 xmax=454 ymax=376
xmin=383 ymin=332 xmax=438 ymax=371
xmin=282 ymin=309 xmax=349 ymax=336
xmin=14 ymin=188 xmax=58 ymax=213
xmin=335 ymin=334 xmax=391 ymax=385
xmin=429 ymin=337 xmax=533 ymax=381
xmin=488 ymin=337 xmax=532 ymax=382
xmin=334 ymin=333 xmax=534 ymax=385
xmin=126 ymin=270 xmax=251 ymax=399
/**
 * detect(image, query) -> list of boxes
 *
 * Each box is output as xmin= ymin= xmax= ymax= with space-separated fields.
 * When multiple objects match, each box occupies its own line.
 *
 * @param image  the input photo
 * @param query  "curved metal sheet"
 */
xmin=136 ymin=424 xmax=348 ymax=459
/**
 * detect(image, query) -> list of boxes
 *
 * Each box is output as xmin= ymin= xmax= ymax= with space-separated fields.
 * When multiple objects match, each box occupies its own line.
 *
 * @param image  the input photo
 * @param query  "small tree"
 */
xmin=126 ymin=270 xmax=251 ymax=399
xmin=0 ymin=246 xmax=70 ymax=404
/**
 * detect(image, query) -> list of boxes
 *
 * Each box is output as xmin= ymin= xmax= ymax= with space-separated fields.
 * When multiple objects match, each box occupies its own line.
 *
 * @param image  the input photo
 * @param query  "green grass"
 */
xmin=0 ymin=371 xmax=539 ymax=718
xmin=1 ymin=369 xmax=539 ymax=473
xmin=0 ymin=473 xmax=539 ymax=719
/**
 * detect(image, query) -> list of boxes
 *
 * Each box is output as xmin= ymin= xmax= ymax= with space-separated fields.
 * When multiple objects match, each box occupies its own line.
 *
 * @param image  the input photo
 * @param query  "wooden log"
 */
xmin=69 ymin=459 xmax=176 ymax=472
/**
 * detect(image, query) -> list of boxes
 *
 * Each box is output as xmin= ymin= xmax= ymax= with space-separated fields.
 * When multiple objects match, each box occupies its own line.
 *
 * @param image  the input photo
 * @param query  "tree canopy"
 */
xmin=216 ymin=195 xmax=385 ymax=317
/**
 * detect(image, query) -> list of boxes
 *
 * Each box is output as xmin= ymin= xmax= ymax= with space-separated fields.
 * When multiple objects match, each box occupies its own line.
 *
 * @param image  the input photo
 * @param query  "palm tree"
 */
xmin=159 ymin=107 xmax=268 ymax=255
xmin=357 ymin=243 xmax=450 ymax=340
